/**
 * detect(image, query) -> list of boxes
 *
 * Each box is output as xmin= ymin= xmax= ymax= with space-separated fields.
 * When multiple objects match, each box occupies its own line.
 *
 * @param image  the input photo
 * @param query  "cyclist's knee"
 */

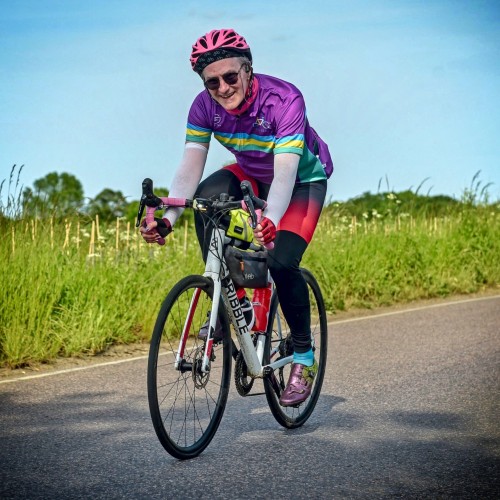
xmin=268 ymin=251 xmax=303 ymax=287
xmin=268 ymin=255 xmax=296 ymax=277
xmin=269 ymin=231 xmax=307 ymax=273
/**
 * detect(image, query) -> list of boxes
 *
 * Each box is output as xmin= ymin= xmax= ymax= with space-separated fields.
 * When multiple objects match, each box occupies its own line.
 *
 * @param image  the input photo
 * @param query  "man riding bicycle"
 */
xmin=140 ymin=28 xmax=333 ymax=407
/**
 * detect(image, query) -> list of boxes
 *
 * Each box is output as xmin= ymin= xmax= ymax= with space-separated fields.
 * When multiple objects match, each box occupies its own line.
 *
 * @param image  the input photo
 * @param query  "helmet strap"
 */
xmin=226 ymin=74 xmax=258 ymax=116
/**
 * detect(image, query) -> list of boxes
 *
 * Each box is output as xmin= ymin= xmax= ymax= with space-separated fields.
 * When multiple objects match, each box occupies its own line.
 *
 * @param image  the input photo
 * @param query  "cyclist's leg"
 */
xmin=267 ymin=180 xmax=327 ymax=405
xmin=269 ymin=180 xmax=327 ymax=351
xmin=269 ymin=231 xmax=310 ymax=350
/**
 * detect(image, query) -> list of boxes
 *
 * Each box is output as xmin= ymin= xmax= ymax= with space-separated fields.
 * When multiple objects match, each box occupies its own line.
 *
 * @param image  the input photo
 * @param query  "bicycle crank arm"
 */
xmin=263 ymin=366 xmax=282 ymax=398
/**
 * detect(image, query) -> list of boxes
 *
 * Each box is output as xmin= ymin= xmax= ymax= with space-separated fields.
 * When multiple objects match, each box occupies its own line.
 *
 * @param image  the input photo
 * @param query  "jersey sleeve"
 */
xmin=185 ymin=93 xmax=213 ymax=144
xmin=273 ymin=93 xmax=306 ymax=156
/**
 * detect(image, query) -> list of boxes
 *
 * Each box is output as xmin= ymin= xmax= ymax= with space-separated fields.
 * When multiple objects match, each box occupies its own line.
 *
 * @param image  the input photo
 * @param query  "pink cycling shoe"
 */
xmin=279 ymin=360 xmax=318 ymax=407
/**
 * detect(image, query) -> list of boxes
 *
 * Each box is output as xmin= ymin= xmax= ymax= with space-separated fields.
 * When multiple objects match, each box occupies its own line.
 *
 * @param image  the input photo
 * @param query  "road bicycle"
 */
xmin=137 ymin=178 xmax=328 ymax=460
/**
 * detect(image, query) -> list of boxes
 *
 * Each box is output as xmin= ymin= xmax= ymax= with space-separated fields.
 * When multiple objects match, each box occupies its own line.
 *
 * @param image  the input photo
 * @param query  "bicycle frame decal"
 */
xmin=224 ymin=278 xmax=250 ymax=338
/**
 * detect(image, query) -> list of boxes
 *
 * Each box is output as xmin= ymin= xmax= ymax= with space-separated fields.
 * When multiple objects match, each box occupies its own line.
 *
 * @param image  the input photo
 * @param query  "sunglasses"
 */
xmin=204 ymin=64 xmax=246 ymax=91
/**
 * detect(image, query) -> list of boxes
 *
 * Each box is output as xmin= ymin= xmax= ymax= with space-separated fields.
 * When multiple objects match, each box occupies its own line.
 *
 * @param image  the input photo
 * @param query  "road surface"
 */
xmin=1 ymin=295 xmax=499 ymax=499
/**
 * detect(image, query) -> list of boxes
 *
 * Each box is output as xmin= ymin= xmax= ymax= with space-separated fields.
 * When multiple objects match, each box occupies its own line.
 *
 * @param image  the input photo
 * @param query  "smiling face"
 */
xmin=201 ymin=57 xmax=251 ymax=111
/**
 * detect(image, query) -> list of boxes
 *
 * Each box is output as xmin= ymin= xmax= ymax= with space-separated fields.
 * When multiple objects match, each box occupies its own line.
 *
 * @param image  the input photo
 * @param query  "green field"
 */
xmin=1 ymin=182 xmax=499 ymax=368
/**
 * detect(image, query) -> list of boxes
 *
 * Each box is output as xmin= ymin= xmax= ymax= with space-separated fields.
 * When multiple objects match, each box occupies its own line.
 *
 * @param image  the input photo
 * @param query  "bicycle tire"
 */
xmin=147 ymin=275 xmax=232 ymax=459
xmin=263 ymin=268 xmax=328 ymax=428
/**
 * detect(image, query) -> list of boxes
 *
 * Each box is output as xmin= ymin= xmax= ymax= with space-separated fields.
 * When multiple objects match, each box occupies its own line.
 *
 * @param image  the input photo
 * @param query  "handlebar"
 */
xmin=136 ymin=178 xmax=272 ymax=248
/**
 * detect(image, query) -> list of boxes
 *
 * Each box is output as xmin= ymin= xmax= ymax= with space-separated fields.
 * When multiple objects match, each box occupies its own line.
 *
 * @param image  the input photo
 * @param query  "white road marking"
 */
xmin=330 ymin=294 xmax=500 ymax=325
xmin=1 ymin=295 xmax=498 ymax=385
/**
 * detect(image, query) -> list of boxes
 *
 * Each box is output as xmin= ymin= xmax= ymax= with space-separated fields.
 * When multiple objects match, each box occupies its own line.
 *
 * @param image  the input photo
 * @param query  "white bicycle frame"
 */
xmin=178 ymin=225 xmax=293 ymax=377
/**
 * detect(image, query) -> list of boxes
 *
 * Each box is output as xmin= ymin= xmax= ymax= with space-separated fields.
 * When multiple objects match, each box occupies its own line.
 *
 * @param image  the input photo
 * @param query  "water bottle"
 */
xmin=251 ymin=282 xmax=273 ymax=332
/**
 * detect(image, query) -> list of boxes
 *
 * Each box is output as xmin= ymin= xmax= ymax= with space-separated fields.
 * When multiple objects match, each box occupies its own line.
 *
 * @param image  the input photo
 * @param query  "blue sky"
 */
xmin=1 ymin=0 xmax=499 ymax=205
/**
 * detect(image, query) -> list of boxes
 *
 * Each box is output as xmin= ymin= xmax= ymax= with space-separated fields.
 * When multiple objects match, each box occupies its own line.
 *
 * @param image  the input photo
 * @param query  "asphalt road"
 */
xmin=1 ymin=296 xmax=499 ymax=499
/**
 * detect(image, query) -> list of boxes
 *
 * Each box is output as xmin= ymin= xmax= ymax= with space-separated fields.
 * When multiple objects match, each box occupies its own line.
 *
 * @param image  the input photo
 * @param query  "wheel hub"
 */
xmin=192 ymin=347 xmax=210 ymax=389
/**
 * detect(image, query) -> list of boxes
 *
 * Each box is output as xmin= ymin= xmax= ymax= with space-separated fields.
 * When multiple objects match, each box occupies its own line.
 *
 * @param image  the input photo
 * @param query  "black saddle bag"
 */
xmin=224 ymin=246 xmax=268 ymax=288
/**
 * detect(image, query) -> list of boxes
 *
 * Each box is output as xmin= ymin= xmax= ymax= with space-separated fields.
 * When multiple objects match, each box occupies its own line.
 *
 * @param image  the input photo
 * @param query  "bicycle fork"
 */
xmin=174 ymin=286 xmax=201 ymax=372
xmin=172 ymin=280 xmax=226 ymax=374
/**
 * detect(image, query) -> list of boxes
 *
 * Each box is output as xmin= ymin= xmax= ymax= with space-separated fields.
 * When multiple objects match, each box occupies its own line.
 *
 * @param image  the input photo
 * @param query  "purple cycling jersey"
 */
xmin=186 ymin=73 xmax=333 ymax=184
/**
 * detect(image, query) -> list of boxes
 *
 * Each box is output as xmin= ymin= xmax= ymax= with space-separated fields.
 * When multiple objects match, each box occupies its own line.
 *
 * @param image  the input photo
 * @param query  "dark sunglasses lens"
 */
xmin=204 ymin=71 xmax=240 ymax=90
xmin=222 ymin=72 xmax=239 ymax=85
xmin=204 ymin=78 xmax=220 ymax=90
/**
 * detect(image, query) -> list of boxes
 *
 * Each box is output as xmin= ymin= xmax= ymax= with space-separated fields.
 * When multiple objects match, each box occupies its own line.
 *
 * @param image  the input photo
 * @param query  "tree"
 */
xmin=87 ymin=188 xmax=128 ymax=221
xmin=23 ymin=172 xmax=84 ymax=216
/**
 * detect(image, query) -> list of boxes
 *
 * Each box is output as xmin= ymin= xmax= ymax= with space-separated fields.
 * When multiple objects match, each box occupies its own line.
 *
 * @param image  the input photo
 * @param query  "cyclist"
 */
xmin=140 ymin=28 xmax=333 ymax=407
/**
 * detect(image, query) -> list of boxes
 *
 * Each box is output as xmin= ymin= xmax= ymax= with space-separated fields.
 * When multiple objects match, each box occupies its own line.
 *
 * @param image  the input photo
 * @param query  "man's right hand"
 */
xmin=139 ymin=218 xmax=172 ymax=244
xmin=253 ymin=216 xmax=276 ymax=246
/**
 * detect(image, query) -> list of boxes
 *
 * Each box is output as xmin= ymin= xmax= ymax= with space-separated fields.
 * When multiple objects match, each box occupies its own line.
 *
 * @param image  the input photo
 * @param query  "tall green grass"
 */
xmin=1 ymin=187 xmax=499 ymax=368
xmin=304 ymin=209 xmax=500 ymax=311
xmin=1 ymin=217 xmax=203 ymax=367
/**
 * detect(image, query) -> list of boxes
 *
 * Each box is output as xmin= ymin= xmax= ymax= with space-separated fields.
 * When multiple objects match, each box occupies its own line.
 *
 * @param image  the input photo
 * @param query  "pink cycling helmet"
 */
xmin=190 ymin=28 xmax=252 ymax=74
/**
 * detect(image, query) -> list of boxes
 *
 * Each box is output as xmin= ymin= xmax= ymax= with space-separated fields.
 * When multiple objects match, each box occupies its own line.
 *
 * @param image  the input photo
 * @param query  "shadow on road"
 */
xmin=1 ymin=379 xmax=498 ymax=498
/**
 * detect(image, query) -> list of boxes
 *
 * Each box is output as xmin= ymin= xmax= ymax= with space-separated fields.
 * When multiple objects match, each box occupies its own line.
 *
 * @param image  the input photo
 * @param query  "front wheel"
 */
xmin=263 ymin=268 xmax=328 ymax=428
xmin=147 ymin=275 xmax=232 ymax=459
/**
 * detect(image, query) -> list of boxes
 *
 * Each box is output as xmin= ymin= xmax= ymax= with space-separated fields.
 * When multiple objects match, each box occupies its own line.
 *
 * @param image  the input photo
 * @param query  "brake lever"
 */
xmin=241 ymin=181 xmax=259 ymax=229
xmin=136 ymin=198 xmax=145 ymax=228
xmin=137 ymin=177 xmax=167 ymax=245
xmin=240 ymin=180 xmax=274 ymax=250
xmin=136 ymin=178 xmax=156 ymax=227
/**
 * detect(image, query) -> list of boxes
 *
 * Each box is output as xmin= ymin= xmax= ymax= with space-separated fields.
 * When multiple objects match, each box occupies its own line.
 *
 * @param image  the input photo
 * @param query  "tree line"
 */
xmin=1 ymin=166 xmax=171 ymax=223
xmin=1 ymin=165 xmax=494 ymax=224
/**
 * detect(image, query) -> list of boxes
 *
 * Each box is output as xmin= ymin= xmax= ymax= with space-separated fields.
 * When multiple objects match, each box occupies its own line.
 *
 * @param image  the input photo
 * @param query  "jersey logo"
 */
xmin=214 ymin=114 xmax=222 ymax=127
xmin=254 ymin=116 xmax=271 ymax=130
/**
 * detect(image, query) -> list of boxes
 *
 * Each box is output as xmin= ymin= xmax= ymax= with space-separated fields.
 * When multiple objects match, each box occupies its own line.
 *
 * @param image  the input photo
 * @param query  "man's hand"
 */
xmin=139 ymin=218 xmax=172 ymax=244
xmin=253 ymin=217 xmax=276 ymax=246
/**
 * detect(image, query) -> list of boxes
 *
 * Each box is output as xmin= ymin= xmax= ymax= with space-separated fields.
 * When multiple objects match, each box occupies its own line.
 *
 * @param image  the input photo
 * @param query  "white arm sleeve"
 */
xmin=263 ymin=152 xmax=300 ymax=226
xmin=163 ymin=142 xmax=208 ymax=227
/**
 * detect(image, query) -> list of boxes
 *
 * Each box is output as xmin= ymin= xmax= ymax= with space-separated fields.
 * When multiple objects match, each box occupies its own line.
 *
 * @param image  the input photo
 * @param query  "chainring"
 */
xmin=235 ymin=349 xmax=254 ymax=396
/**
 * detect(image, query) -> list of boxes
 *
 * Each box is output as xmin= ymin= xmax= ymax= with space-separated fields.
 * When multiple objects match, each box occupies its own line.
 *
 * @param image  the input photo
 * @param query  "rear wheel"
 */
xmin=263 ymin=268 xmax=328 ymax=428
xmin=147 ymin=275 xmax=232 ymax=459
